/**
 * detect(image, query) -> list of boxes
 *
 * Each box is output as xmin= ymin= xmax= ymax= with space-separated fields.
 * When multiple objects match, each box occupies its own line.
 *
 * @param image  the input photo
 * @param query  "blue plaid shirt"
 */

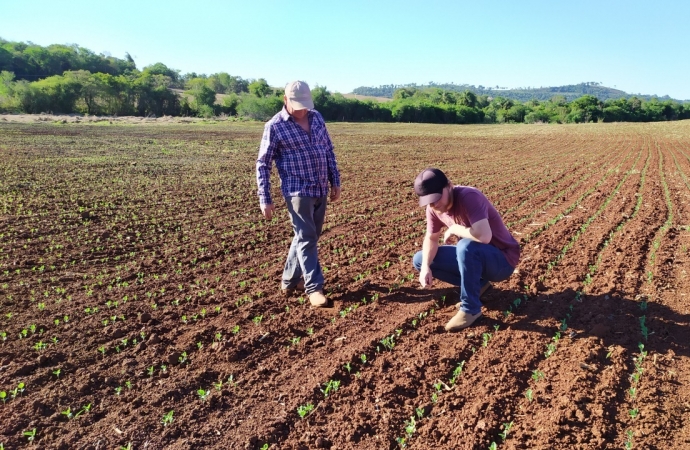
xmin=256 ymin=107 xmax=341 ymax=206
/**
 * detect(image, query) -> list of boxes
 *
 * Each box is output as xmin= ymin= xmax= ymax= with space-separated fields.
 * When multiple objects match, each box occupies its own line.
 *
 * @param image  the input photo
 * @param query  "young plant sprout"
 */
xmin=297 ymin=402 xmax=314 ymax=418
xmin=161 ymin=410 xmax=174 ymax=426
xmin=197 ymin=388 xmax=210 ymax=402
xmin=321 ymin=379 xmax=341 ymax=398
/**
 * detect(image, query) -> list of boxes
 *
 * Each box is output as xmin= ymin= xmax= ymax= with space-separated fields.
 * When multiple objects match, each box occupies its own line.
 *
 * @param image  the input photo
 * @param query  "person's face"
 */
xmin=284 ymin=96 xmax=309 ymax=119
xmin=430 ymin=185 xmax=453 ymax=214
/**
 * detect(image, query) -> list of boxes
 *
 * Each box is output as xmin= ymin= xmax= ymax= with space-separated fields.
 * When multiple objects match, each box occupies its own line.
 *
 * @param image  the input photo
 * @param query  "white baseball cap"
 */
xmin=284 ymin=80 xmax=314 ymax=110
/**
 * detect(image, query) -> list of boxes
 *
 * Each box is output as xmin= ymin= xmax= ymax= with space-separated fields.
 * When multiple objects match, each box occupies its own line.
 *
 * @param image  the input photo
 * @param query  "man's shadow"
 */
xmin=341 ymin=282 xmax=690 ymax=360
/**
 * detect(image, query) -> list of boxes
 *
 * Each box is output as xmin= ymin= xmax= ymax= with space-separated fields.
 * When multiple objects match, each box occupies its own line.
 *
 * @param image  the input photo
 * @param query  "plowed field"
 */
xmin=1 ymin=120 xmax=689 ymax=449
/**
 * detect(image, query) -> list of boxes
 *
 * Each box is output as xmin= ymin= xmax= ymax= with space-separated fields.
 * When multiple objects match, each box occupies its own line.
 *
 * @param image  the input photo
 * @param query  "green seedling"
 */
xmin=147 ymin=366 xmax=155 ymax=377
xmin=531 ymin=370 xmax=545 ymax=382
xmin=161 ymin=410 xmax=174 ymax=426
xmin=415 ymin=407 xmax=425 ymax=420
xmin=227 ymin=374 xmax=238 ymax=387
xmin=431 ymin=392 xmax=438 ymax=403
xmin=197 ymin=388 xmax=210 ymax=402
xmin=290 ymin=336 xmax=301 ymax=346
xmin=178 ymin=352 xmax=188 ymax=364
xmin=629 ymin=408 xmax=639 ymax=419
xmin=404 ymin=416 xmax=416 ymax=437
xmin=395 ymin=437 xmax=407 ymax=448
xmin=23 ymin=428 xmax=36 ymax=442
xmin=343 ymin=362 xmax=352 ymax=373
xmin=11 ymin=382 xmax=25 ymax=399
xmin=450 ymin=361 xmax=466 ymax=385
xmin=306 ymin=327 xmax=314 ymax=336
xmin=321 ymin=379 xmax=341 ymax=398
xmin=114 ymin=386 xmax=122 ymax=396
xmin=252 ymin=315 xmax=263 ymax=325
xmin=213 ymin=380 xmax=223 ymax=391
xmin=61 ymin=406 xmax=73 ymax=419
xmin=489 ymin=443 xmax=498 ymax=450
xmin=0 ymin=391 xmax=6 ymax=403
xmin=360 ymin=354 xmax=367 ymax=364
xmin=499 ymin=421 xmax=514 ymax=441
xmin=525 ymin=389 xmax=534 ymax=402
xmin=297 ymin=402 xmax=314 ymax=418
xmin=73 ymin=403 xmax=91 ymax=419
xmin=232 ymin=325 xmax=240 ymax=334
xmin=482 ymin=332 xmax=492 ymax=347
xmin=624 ymin=430 xmax=634 ymax=449
xmin=53 ymin=368 xmax=61 ymax=378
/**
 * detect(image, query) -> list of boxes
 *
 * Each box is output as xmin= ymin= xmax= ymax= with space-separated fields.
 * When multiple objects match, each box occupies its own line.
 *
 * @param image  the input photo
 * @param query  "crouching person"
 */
xmin=412 ymin=168 xmax=520 ymax=331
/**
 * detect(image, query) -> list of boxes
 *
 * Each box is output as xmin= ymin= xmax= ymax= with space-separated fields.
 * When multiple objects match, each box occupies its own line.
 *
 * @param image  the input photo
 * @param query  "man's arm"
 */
xmin=444 ymin=219 xmax=492 ymax=244
xmin=320 ymin=116 xmax=341 ymax=201
xmin=419 ymin=230 xmax=441 ymax=288
xmin=256 ymin=123 xmax=277 ymax=218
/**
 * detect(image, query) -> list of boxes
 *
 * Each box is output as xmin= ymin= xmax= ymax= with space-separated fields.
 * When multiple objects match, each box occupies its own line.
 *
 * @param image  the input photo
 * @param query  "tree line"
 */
xmin=1 ymin=39 xmax=689 ymax=124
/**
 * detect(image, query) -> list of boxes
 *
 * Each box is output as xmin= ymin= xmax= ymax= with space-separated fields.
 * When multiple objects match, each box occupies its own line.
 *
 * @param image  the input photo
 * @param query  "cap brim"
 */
xmin=288 ymin=98 xmax=314 ymax=110
xmin=418 ymin=192 xmax=442 ymax=207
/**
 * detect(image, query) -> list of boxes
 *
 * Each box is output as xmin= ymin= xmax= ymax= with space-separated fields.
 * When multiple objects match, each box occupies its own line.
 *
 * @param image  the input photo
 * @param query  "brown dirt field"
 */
xmin=0 ymin=119 xmax=689 ymax=449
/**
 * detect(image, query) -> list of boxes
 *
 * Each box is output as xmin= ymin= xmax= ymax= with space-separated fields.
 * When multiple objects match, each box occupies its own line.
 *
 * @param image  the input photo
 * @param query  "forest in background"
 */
xmin=353 ymin=82 xmax=686 ymax=103
xmin=1 ymin=39 xmax=689 ymax=124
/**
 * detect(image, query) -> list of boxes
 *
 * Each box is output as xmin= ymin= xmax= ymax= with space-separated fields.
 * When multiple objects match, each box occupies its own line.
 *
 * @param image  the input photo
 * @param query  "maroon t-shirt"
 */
xmin=426 ymin=186 xmax=520 ymax=267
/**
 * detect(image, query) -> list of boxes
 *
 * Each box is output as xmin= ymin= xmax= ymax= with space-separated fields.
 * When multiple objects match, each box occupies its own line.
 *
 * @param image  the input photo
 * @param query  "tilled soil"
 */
xmin=0 ymin=120 xmax=689 ymax=449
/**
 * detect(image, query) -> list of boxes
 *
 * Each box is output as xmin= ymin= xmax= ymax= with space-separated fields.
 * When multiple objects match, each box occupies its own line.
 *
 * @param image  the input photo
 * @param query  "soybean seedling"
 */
xmin=415 ymin=406 xmax=425 ymax=420
xmin=321 ymin=379 xmax=341 ymax=397
xmin=525 ymin=389 xmax=534 ymax=402
xmin=197 ymin=388 xmax=210 ymax=402
xmin=161 ymin=410 xmax=174 ymax=426
xmin=297 ymin=403 xmax=314 ymax=418
xmin=23 ymin=428 xmax=36 ymax=443
xmin=53 ymin=368 xmax=61 ymax=378
xmin=499 ymin=421 xmax=514 ymax=441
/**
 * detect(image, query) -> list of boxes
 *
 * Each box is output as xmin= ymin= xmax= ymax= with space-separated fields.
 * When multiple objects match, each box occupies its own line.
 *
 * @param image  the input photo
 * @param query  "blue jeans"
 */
xmin=412 ymin=239 xmax=515 ymax=315
xmin=283 ymin=196 xmax=327 ymax=294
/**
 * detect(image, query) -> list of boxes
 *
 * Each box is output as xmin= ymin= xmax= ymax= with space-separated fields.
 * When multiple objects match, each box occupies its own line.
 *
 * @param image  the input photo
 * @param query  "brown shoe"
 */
xmin=281 ymin=279 xmax=305 ymax=296
xmin=308 ymin=291 xmax=328 ymax=307
xmin=445 ymin=310 xmax=482 ymax=332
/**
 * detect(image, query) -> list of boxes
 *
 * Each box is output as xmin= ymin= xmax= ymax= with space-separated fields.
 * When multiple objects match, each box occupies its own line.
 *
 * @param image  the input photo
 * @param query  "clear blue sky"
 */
xmin=2 ymin=0 xmax=689 ymax=100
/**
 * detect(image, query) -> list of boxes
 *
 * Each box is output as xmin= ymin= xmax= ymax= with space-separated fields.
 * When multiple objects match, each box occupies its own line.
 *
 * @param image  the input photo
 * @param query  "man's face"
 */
xmin=430 ymin=185 xmax=453 ymax=214
xmin=284 ymin=97 xmax=309 ymax=119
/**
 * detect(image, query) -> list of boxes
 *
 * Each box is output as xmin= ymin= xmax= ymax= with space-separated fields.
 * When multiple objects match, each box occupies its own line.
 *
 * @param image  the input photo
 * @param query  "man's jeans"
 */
xmin=412 ymin=239 xmax=514 ymax=315
xmin=283 ymin=196 xmax=327 ymax=294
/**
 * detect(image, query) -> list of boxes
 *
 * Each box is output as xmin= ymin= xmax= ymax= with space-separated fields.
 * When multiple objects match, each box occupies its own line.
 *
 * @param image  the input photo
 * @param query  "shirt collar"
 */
xmin=280 ymin=106 xmax=312 ymax=122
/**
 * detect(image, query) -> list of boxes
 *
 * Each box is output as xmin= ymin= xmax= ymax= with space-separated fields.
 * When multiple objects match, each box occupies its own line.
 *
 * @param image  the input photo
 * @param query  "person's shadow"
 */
xmin=337 ymin=281 xmax=690 ymax=361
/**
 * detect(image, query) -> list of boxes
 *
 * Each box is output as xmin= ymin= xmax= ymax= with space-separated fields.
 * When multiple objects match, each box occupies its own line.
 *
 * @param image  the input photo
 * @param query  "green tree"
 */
xmin=249 ymin=78 xmax=271 ymax=97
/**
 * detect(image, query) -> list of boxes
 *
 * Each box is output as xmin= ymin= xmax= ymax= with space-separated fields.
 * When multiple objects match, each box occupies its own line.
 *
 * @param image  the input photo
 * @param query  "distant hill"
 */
xmin=352 ymin=82 xmax=686 ymax=103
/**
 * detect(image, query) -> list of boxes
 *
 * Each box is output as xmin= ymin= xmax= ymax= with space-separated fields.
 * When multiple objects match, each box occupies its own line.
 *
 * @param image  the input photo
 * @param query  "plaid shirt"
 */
xmin=256 ymin=107 xmax=340 ymax=206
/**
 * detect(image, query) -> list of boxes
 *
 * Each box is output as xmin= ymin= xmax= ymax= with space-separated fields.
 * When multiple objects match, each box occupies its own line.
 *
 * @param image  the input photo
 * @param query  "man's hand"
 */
xmin=419 ymin=265 xmax=433 ymax=288
xmin=260 ymin=203 xmax=275 ymax=220
xmin=330 ymin=186 xmax=342 ymax=202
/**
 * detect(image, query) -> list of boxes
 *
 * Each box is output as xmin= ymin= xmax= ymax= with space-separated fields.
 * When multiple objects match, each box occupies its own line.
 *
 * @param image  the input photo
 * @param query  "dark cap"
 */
xmin=414 ymin=168 xmax=449 ymax=206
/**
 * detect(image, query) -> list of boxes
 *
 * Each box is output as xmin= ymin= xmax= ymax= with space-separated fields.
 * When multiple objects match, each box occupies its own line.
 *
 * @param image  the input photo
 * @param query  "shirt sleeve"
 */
xmin=463 ymin=190 xmax=489 ymax=225
xmin=426 ymin=206 xmax=444 ymax=235
xmin=316 ymin=111 xmax=340 ymax=188
xmin=256 ymin=122 xmax=277 ymax=206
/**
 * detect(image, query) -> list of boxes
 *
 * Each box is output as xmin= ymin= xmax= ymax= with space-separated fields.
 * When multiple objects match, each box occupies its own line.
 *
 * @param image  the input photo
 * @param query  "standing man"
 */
xmin=412 ymin=168 xmax=520 ymax=331
xmin=256 ymin=81 xmax=341 ymax=307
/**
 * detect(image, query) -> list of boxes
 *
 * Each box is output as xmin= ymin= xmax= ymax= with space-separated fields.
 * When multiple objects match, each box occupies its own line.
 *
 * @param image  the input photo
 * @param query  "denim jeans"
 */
xmin=283 ymin=196 xmax=327 ymax=294
xmin=412 ymin=239 xmax=515 ymax=315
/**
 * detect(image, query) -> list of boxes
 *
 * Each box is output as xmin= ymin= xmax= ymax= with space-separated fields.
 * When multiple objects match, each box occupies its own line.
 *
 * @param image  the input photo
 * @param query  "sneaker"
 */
xmin=308 ymin=291 xmax=328 ymax=307
xmin=445 ymin=310 xmax=482 ymax=332
xmin=281 ymin=279 xmax=305 ymax=296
